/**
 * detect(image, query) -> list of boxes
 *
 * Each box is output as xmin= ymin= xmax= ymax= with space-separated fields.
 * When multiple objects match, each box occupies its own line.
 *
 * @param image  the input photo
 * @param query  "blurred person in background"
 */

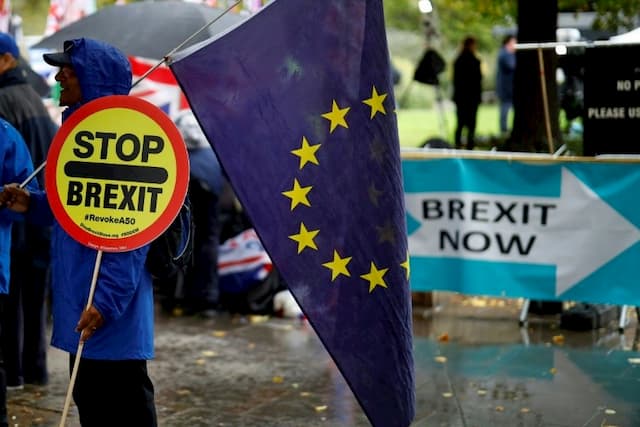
xmin=172 ymin=110 xmax=224 ymax=317
xmin=496 ymin=34 xmax=516 ymax=135
xmin=0 ymin=31 xmax=57 ymax=390
xmin=452 ymin=36 xmax=482 ymax=150
xmin=0 ymin=118 xmax=39 ymax=427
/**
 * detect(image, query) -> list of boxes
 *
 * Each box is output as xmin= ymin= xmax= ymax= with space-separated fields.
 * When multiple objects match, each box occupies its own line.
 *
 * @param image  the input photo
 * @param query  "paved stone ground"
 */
xmin=6 ymin=293 xmax=640 ymax=426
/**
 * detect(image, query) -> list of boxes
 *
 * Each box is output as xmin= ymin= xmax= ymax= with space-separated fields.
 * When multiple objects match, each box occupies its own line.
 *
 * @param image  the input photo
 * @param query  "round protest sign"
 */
xmin=45 ymin=95 xmax=189 ymax=252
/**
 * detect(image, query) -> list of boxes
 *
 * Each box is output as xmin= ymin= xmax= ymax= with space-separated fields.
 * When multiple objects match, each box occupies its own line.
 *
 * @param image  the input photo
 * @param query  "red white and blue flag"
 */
xmin=129 ymin=56 xmax=189 ymax=119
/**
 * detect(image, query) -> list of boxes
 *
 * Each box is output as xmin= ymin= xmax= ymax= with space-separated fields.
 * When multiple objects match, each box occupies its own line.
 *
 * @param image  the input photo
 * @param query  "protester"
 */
xmin=168 ymin=110 xmax=224 ymax=316
xmin=452 ymin=36 xmax=482 ymax=150
xmin=0 ymin=31 xmax=57 ymax=390
xmin=0 ymin=118 xmax=38 ymax=427
xmin=496 ymin=34 xmax=516 ymax=135
xmin=0 ymin=38 xmax=157 ymax=426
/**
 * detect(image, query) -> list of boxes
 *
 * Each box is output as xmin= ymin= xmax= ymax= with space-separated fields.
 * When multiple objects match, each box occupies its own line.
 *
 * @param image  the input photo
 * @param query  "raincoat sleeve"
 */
xmin=91 ymin=245 xmax=150 ymax=323
xmin=0 ymin=122 xmax=41 ymax=224
xmin=24 ymin=190 xmax=54 ymax=226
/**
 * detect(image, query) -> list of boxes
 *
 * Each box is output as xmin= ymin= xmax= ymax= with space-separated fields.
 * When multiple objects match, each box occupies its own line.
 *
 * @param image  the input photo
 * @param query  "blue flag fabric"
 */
xmin=170 ymin=1 xmax=415 ymax=425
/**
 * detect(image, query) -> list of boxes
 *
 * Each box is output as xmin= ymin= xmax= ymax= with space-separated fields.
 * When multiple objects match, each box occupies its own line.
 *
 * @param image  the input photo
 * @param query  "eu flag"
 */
xmin=170 ymin=1 xmax=415 ymax=425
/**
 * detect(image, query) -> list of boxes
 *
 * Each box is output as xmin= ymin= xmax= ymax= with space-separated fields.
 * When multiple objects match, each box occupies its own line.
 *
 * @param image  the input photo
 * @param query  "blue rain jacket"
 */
xmin=0 ymin=119 xmax=36 ymax=293
xmin=29 ymin=39 xmax=154 ymax=360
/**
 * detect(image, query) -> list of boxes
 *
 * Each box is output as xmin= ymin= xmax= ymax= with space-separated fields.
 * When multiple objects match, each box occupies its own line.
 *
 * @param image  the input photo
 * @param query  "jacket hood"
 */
xmin=64 ymin=38 xmax=131 ymax=117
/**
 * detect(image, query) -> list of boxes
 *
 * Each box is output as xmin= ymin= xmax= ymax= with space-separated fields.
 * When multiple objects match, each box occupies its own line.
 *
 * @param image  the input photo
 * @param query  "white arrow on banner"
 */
xmin=405 ymin=167 xmax=640 ymax=296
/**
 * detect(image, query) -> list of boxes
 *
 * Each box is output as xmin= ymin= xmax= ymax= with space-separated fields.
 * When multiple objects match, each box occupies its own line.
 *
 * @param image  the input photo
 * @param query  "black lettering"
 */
xmin=494 ymin=202 xmax=516 ymax=224
xmin=422 ymin=199 xmax=443 ymax=220
xmin=439 ymin=230 xmax=459 ymax=250
xmin=104 ymin=183 xmax=118 ymax=209
xmin=522 ymin=204 xmax=529 ymax=224
xmin=449 ymin=199 xmax=464 ymax=220
xmin=118 ymin=185 xmax=136 ymax=210
xmin=95 ymin=132 xmax=117 ymax=160
xmin=496 ymin=234 xmax=536 ymax=255
xmin=73 ymin=131 xmax=94 ymax=158
xmin=463 ymin=231 xmax=490 ymax=252
xmin=137 ymin=186 xmax=145 ymax=212
xmin=67 ymin=181 xmax=83 ymax=205
xmin=146 ymin=187 xmax=163 ymax=213
xmin=142 ymin=135 xmax=164 ymax=162
xmin=534 ymin=203 xmax=556 ymax=226
xmin=116 ymin=133 xmax=140 ymax=162
xmin=84 ymin=182 xmax=101 ymax=207
xmin=471 ymin=200 xmax=489 ymax=222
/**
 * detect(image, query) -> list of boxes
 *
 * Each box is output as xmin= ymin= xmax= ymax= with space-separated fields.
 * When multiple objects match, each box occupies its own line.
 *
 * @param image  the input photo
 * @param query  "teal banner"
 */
xmin=403 ymin=153 xmax=640 ymax=305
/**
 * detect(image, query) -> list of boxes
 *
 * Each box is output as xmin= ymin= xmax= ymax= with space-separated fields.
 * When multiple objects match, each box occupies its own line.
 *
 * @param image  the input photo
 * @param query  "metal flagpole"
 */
xmin=132 ymin=0 xmax=242 ymax=89
xmin=17 ymin=0 xmax=242 ymax=193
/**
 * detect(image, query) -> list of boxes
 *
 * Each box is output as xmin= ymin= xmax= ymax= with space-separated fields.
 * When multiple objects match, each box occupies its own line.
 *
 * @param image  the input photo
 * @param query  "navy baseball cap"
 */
xmin=0 ymin=32 xmax=19 ymax=58
xmin=43 ymin=40 xmax=74 ymax=67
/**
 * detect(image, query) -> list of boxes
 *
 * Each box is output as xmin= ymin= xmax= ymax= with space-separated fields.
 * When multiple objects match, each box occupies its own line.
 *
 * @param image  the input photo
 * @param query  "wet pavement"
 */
xmin=6 ymin=292 xmax=640 ymax=427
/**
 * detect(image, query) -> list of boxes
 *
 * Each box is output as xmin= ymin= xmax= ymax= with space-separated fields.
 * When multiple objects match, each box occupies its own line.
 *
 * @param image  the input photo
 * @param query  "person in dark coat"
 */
xmin=0 ymin=32 xmax=57 ymax=389
xmin=452 ymin=36 xmax=482 ymax=150
xmin=496 ymin=35 xmax=516 ymax=134
xmin=174 ymin=110 xmax=224 ymax=316
xmin=0 ymin=119 xmax=38 ymax=427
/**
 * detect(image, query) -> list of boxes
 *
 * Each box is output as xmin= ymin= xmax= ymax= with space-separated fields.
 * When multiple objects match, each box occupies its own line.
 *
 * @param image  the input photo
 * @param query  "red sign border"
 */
xmin=45 ymin=95 xmax=189 ymax=252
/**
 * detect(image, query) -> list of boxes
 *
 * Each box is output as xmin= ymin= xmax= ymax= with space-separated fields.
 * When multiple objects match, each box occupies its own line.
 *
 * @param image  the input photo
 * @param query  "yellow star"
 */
xmin=360 ymin=262 xmax=389 ymax=293
xmin=322 ymin=250 xmax=352 ymax=281
xmin=400 ymin=252 xmax=410 ymax=280
xmin=321 ymin=100 xmax=350 ymax=133
xmin=362 ymin=86 xmax=387 ymax=119
xmin=288 ymin=222 xmax=319 ymax=254
xmin=282 ymin=178 xmax=312 ymax=211
xmin=291 ymin=136 xmax=321 ymax=170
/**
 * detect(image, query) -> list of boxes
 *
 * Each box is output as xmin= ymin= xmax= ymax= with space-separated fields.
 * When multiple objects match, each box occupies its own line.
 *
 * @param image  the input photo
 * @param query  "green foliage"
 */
xmin=12 ymin=0 xmax=49 ymax=34
xmin=591 ymin=0 xmax=640 ymax=31
xmin=383 ymin=0 xmax=422 ymax=31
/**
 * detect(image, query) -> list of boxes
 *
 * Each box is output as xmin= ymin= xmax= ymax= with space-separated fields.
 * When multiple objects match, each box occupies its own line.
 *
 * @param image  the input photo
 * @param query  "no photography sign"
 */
xmin=45 ymin=95 xmax=189 ymax=252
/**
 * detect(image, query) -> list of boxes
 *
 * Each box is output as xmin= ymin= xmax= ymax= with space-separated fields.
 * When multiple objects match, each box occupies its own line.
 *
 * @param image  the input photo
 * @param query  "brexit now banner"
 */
xmin=403 ymin=153 xmax=640 ymax=306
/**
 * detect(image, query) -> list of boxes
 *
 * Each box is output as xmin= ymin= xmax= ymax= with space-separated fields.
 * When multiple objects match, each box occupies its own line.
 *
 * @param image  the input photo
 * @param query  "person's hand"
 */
xmin=75 ymin=305 xmax=104 ymax=342
xmin=0 ymin=184 xmax=30 ymax=212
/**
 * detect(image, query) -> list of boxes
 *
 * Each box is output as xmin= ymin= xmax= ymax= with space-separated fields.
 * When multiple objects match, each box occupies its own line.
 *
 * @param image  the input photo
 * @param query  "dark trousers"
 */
xmin=1 ymin=252 xmax=49 ymax=386
xmin=454 ymin=102 xmax=479 ymax=150
xmin=185 ymin=182 xmax=221 ymax=310
xmin=70 ymin=356 xmax=157 ymax=427
xmin=0 ymin=298 xmax=8 ymax=427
